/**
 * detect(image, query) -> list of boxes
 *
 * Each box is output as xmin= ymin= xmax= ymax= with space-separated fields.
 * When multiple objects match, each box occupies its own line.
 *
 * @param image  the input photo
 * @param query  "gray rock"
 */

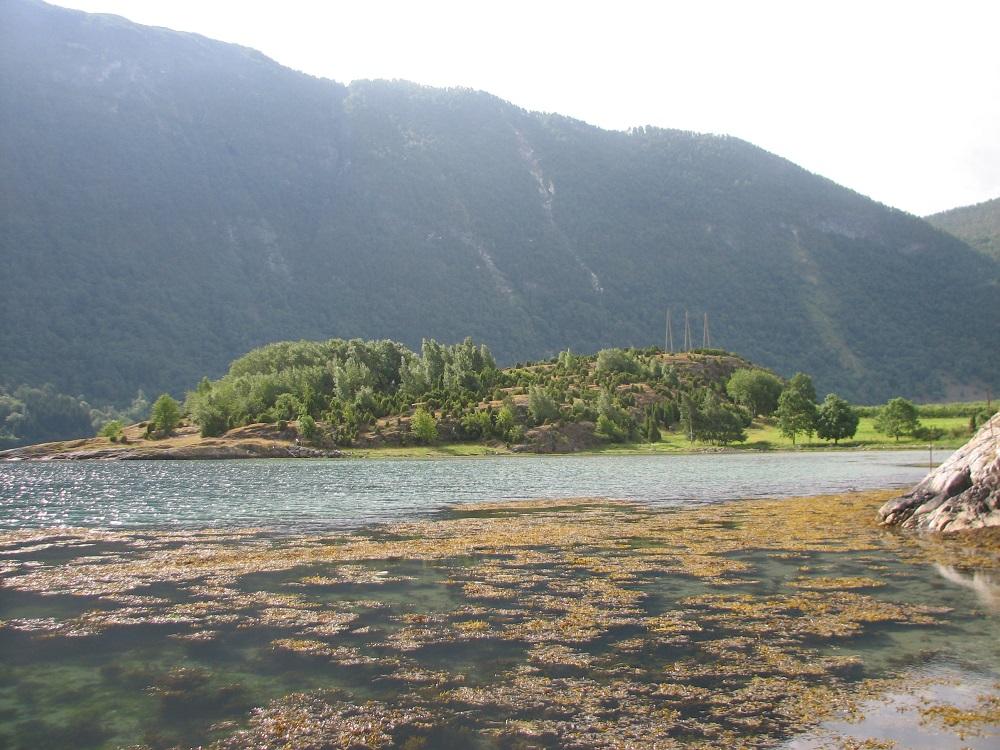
xmin=878 ymin=411 xmax=1000 ymax=532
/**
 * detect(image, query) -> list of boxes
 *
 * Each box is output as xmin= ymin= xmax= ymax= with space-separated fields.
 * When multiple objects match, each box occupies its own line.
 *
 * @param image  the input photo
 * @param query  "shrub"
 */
xmin=150 ymin=394 xmax=181 ymax=435
xmin=297 ymin=414 xmax=318 ymax=442
xmin=527 ymin=386 xmax=560 ymax=424
xmin=410 ymin=407 xmax=437 ymax=444
xmin=99 ymin=419 xmax=124 ymax=441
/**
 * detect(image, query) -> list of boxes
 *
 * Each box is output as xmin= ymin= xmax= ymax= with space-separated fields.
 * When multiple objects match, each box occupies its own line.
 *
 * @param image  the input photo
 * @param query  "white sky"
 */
xmin=47 ymin=0 xmax=1000 ymax=216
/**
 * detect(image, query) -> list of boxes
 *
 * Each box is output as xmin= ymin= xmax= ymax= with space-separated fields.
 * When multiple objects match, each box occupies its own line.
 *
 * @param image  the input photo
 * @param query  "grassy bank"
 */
xmin=343 ymin=416 xmax=971 ymax=459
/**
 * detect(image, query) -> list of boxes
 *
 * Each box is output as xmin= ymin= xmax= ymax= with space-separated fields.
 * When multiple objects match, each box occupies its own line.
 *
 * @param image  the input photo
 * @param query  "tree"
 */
xmin=297 ymin=414 xmax=318 ymax=442
xmin=595 ymin=348 xmax=639 ymax=376
xmin=527 ymin=385 xmax=560 ymax=424
xmin=787 ymin=372 xmax=817 ymax=403
xmin=725 ymin=369 xmax=783 ymax=417
xmin=679 ymin=394 xmax=701 ymax=442
xmin=775 ymin=386 xmax=817 ymax=445
xmin=410 ymin=407 xmax=437 ymax=444
xmin=150 ymin=394 xmax=181 ymax=435
xmin=270 ymin=392 xmax=304 ymax=422
xmin=494 ymin=403 xmax=516 ymax=441
xmin=595 ymin=414 xmax=627 ymax=442
xmin=460 ymin=409 xmax=493 ymax=440
xmin=815 ymin=393 xmax=859 ymax=444
xmin=99 ymin=419 xmax=124 ymax=441
xmin=697 ymin=393 xmax=747 ymax=445
xmin=874 ymin=397 xmax=920 ymax=442
xmin=644 ymin=414 xmax=661 ymax=443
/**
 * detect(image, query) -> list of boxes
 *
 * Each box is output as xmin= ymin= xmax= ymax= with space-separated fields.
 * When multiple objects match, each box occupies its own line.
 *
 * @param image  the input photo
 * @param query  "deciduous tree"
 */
xmin=874 ymin=397 xmax=920 ymax=442
xmin=815 ymin=393 xmax=858 ymax=444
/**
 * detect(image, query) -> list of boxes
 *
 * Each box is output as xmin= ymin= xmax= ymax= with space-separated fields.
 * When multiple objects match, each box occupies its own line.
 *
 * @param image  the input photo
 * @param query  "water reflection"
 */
xmin=936 ymin=564 xmax=1000 ymax=610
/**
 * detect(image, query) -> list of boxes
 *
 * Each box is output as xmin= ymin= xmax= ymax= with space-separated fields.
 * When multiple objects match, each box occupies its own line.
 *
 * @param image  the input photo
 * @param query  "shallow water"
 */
xmin=0 ymin=450 xmax=935 ymax=530
xmin=1 ymin=453 xmax=996 ymax=749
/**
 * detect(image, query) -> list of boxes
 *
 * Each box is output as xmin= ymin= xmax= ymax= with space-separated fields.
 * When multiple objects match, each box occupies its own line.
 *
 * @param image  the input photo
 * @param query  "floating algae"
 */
xmin=0 ymin=489 xmax=997 ymax=749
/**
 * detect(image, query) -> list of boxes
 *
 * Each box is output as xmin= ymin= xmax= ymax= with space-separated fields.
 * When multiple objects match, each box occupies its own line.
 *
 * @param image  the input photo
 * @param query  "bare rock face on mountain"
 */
xmin=879 ymin=412 xmax=1000 ymax=532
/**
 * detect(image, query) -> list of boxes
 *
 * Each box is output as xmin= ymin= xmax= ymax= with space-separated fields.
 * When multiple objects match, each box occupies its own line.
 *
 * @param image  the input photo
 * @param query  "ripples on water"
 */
xmin=2 ymin=451 xmax=995 ymax=750
xmin=0 ymin=450 xmax=935 ymax=530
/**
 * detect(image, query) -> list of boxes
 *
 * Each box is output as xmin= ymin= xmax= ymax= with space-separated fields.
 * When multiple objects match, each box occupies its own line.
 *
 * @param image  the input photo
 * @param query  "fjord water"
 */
xmin=2 ymin=451 xmax=997 ymax=750
xmin=0 ymin=450 xmax=934 ymax=530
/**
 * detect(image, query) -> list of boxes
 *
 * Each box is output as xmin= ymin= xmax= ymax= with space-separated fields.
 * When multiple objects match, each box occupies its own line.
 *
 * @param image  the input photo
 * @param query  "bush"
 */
xmin=505 ymin=425 xmax=525 ymax=444
xmin=527 ymin=386 xmax=560 ymax=424
xmin=410 ymin=407 xmax=437 ymax=444
xmin=99 ymin=419 xmax=124 ymax=441
xmin=595 ymin=414 xmax=627 ymax=442
xmin=912 ymin=425 xmax=945 ymax=441
xmin=297 ymin=414 xmax=318 ymax=442
xmin=460 ymin=410 xmax=493 ymax=440
xmin=595 ymin=348 xmax=639 ymax=376
xmin=150 ymin=394 xmax=181 ymax=435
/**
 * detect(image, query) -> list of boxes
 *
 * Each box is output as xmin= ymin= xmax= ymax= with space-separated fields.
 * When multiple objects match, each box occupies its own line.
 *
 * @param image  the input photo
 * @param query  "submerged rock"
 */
xmin=879 ymin=411 xmax=1000 ymax=532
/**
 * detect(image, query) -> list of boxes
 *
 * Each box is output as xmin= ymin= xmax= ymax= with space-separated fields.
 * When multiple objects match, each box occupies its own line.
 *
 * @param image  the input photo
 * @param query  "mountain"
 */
xmin=1 ymin=0 xmax=997 ymax=406
xmin=926 ymin=197 xmax=1000 ymax=262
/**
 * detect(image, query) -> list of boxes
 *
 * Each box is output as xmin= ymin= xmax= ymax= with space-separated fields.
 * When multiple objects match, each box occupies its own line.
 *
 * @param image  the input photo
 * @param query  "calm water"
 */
xmin=2 ymin=451 xmax=996 ymax=750
xmin=0 ymin=450 xmax=936 ymax=530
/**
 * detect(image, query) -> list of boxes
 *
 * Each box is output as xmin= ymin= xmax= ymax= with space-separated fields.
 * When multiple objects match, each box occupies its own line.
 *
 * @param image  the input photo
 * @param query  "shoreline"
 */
xmin=0 ymin=432 xmax=964 ymax=462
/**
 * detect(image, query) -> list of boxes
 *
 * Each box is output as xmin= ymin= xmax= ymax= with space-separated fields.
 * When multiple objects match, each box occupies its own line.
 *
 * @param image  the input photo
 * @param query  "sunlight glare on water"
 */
xmin=0 ymin=450 xmax=934 ymax=531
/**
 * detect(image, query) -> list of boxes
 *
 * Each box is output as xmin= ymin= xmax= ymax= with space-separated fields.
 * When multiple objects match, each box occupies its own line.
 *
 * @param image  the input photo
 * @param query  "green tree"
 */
xmin=494 ymin=403 xmax=516 ymax=441
xmin=775 ymin=386 xmax=817 ymax=445
xmin=725 ymin=369 xmax=782 ymax=417
xmin=527 ymin=385 xmax=560 ymax=424
xmin=787 ymin=372 xmax=817 ymax=403
xmin=644 ymin=414 xmax=661 ymax=443
xmin=874 ymin=397 xmax=920 ymax=442
xmin=595 ymin=414 xmax=627 ymax=442
xmin=460 ymin=409 xmax=493 ymax=440
xmin=150 ymin=394 xmax=181 ymax=435
xmin=410 ymin=407 xmax=437 ymax=444
xmin=99 ymin=419 xmax=124 ymax=441
xmin=297 ymin=413 xmax=318 ymax=442
xmin=270 ymin=392 xmax=304 ymax=422
xmin=815 ymin=393 xmax=859 ymax=444
xmin=697 ymin=393 xmax=747 ymax=445
xmin=679 ymin=394 xmax=701 ymax=442
xmin=595 ymin=348 xmax=639 ymax=376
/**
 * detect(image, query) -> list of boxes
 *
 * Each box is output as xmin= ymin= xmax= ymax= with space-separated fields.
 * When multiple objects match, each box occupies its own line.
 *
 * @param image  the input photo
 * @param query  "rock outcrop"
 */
xmin=879 ymin=411 xmax=1000 ymax=532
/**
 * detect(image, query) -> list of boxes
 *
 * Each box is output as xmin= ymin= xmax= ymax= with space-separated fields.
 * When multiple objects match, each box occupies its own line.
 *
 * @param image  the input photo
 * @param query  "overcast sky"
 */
xmin=49 ymin=0 xmax=1000 ymax=216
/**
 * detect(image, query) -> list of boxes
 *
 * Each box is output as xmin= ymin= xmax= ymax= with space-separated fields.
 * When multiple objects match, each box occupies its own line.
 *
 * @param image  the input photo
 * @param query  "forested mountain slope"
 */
xmin=926 ymin=197 xmax=1000 ymax=262
xmin=1 ymin=0 xmax=997 ymax=405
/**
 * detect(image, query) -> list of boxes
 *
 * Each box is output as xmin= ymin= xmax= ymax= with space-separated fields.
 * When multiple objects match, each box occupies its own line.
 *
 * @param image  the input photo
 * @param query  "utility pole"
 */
xmin=702 ymin=312 xmax=710 ymax=349
xmin=665 ymin=309 xmax=674 ymax=353
xmin=683 ymin=310 xmax=692 ymax=352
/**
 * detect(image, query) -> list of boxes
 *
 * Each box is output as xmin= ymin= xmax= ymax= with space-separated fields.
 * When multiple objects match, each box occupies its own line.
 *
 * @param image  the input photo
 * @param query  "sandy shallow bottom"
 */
xmin=1 ymin=489 xmax=998 ymax=749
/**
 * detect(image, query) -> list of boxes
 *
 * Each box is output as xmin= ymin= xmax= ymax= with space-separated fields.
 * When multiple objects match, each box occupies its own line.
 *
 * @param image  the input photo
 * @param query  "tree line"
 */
xmin=107 ymin=337 xmax=985 ymax=451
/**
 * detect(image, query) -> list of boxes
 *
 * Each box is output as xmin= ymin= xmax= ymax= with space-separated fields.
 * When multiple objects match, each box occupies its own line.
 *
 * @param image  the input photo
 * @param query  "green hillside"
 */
xmin=1 ymin=0 xmax=997 ymax=408
xmin=926 ymin=196 xmax=1000 ymax=262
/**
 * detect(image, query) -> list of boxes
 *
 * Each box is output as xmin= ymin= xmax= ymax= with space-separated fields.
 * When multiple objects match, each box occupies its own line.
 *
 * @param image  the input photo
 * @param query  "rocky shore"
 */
xmin=0 ymin=423 xmax=342 ymax=461
xmin=879 ymin=411 xmax=1000 ymax=532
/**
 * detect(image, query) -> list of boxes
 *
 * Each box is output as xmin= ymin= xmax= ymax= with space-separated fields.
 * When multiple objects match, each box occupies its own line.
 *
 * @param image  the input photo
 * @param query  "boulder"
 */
xmin=879 ymin=411 xmax=1000 ymax=532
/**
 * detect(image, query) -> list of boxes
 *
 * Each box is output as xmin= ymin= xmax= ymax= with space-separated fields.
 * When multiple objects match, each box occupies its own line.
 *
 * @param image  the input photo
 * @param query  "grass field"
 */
xmin=589 ymin=416 xmax=972 ymax=455
xmin=345 ymin=416 xmax=974 ymax=459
